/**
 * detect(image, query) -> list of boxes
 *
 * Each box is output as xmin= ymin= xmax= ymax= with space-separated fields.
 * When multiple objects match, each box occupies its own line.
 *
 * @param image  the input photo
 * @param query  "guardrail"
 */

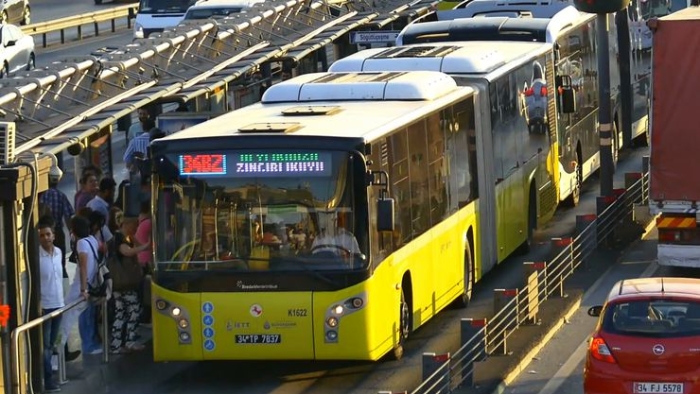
xmin=10 ymin=297 xmax=110 ymax=394
xmin=21 ymin=3 xmax=138 ymax=48
xmin=394 ymin=165 xmax=651 ymax=394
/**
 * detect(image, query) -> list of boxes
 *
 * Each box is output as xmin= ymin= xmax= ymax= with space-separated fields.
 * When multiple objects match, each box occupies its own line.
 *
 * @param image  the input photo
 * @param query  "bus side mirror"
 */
xmin=377 ymin=198 xmax=395 ymax=232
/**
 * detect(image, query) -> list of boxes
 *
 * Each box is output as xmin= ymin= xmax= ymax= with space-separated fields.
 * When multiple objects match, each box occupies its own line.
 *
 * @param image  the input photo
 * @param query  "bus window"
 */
xmin=388 ymin=129 xmax=411 ymax=246
xmin=448 ymin=99 xmax=478 ymax=209
xmin=407 ymin=119 xmax=430 ymax=237
xmin=427 ymin=112 xmax=448 ymax=225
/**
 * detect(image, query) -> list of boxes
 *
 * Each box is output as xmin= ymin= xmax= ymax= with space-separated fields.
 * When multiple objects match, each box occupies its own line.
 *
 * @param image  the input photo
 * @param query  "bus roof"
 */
xmin=327 ymin=41 xmax=551 ymax=77
xmin=398 ymin=5 xmax=587 ymax=45
xmin=156 ymin=71 xmax=474 ymax=143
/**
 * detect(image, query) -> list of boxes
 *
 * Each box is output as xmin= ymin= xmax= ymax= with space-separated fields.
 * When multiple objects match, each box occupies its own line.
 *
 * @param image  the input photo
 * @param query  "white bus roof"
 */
xmin=159 ymin=71 xmax=474 ymax=142
xmin=327 ymin=41 xmax=551 ymax=76
xmin=398 ymin=5 xmax=587 ymax=45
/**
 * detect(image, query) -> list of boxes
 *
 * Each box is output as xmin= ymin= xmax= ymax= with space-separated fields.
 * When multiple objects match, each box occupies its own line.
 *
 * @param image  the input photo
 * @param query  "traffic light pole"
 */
xmin=596 ymin=13 xmax=614 ymax=197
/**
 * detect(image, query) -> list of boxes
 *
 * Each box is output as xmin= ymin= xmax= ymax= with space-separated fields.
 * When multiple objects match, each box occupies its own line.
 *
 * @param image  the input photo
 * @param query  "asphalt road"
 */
xmin=31 ymin=0 xmax=135 ymax=24
xmin=28 ymin=0 xmax=134 ymax=49
xmin=503 ymin=230 xmax=700 ymax=394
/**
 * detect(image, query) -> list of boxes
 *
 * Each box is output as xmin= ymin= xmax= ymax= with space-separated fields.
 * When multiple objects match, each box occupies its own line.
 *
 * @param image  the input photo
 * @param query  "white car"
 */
xmin=0 ymin=0 xmax=30 ymax=26
xmin=183 ymin=0 xmax=264 ymax=20
xmin=0 ymin=23 xmax=35 ymax=77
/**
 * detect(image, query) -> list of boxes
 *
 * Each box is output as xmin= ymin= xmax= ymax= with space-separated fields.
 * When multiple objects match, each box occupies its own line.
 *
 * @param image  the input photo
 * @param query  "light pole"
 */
xmin=573 ymin=0 xmax=630 ymax=197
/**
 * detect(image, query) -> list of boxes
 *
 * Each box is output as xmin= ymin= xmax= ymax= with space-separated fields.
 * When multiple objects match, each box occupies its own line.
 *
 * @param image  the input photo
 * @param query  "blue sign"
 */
xmin=203 ymin=327 xmax=214 ymax=338
xmin=203 ymin=315 xmax=214 ymax=326
xmin=202 ymin=302 xmax=214 ymax=314
xmin=204 ymin=339 xmax=215 ymax=351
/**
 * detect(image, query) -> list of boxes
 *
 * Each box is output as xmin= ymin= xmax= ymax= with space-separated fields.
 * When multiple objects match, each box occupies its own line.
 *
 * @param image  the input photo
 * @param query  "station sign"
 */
xmin=350 ymin=31 xmax=401 ymax=44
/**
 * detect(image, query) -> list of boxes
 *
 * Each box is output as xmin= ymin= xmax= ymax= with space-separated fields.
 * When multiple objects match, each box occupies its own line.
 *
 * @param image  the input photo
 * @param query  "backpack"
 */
xmin=87 ymin=240 xmax=112 ymax=299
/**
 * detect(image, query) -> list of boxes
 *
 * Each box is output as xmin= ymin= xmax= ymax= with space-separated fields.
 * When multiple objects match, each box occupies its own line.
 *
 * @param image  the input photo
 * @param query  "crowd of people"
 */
xmin=37 ymin=111 xmax=156 ymax=392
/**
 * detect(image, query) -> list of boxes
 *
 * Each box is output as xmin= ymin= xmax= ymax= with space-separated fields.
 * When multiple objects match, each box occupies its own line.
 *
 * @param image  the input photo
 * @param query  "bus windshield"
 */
xmin=640 ymin=0 xmax=672 ymax=18
xmin=153 ymin=149 xmax=369 ymax=273
xmin=138 ymin=0 xmax=198 ymax=14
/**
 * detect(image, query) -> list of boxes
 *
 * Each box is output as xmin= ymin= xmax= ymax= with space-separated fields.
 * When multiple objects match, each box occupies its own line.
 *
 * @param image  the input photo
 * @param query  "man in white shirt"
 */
xmin=311 ymin=211 xmax=361 ymax=257
xmin=38 ymin=218 xmax=65 ymax=392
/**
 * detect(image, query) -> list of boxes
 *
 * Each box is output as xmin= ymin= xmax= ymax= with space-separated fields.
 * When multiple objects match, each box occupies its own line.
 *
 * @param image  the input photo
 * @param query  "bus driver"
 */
xmin=310 ymin=211 xmax=361 ymax=258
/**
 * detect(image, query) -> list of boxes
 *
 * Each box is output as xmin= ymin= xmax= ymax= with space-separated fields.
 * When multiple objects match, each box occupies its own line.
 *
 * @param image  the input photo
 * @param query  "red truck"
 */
xmin=648 ymin=5 xmax=700 ymax=268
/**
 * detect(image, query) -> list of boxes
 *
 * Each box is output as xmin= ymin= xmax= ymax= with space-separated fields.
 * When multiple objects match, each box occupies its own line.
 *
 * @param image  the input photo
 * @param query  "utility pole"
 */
xmin=596 ymin=13 xmax=614 ymax=197
xmin=574 ymin=0 xmax=630 ymax=197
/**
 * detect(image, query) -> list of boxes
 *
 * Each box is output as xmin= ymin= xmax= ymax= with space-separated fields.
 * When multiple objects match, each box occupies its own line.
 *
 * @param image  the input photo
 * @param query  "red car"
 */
xmin=584 ymin=277 xmax=700 ymax=394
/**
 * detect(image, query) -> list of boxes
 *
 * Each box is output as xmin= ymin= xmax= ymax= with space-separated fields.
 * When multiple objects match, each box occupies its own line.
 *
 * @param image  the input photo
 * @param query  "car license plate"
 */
xmin=235 ymin=334 xmax=281 ymax=344
xmin=634 ymin=382 xmax=683 ymax=393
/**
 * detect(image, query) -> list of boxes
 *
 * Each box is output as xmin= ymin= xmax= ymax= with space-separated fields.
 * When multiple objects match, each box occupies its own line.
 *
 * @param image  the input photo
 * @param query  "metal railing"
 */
xmin=10 ymin=297 xmax=110 ymax=394
xmin=21 ymin=3 xmax=138 ymax=48
xmin=401 ymin=168 xmax=651 ymax=394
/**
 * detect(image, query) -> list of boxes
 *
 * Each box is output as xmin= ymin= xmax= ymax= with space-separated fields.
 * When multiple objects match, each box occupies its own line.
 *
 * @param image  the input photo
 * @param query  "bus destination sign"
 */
xmin=179 ymin=154 xmax=228 ymax=176
xmin=233 ymin=152 xmax=332 ymax=177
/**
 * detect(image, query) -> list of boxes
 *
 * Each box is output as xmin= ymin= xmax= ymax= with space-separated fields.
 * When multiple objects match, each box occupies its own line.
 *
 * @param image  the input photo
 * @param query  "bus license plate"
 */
xmin=634 ymin=382 xmax=683 ymax=393
xmin=235 ymin=334 xmax=281 ymax=344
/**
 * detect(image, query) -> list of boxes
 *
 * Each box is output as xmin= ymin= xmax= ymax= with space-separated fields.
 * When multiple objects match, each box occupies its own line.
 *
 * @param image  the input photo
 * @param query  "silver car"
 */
xmin=0 ymin=0 xmax=30 ymax=25
xmin=0 ymin=23 xmax=35 ymax=77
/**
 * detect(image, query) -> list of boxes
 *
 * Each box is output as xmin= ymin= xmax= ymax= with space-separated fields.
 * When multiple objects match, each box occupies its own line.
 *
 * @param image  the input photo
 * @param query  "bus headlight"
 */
xmin=179 ymin=332 xmax=191 ymax=342
xmin=156 ymin=299 xmax=168 ymax=311
xmin=326 ymin=330 xmax=338 ymax=341
xmin=178 ymin=319 xmax=189 ymax=329
xmin=171 ymin=307 xmax=182 ymax=317
xmin=326 ymin=317 xmax=338 ymax=328
xmin=349 ymin=297 xmax=363 ymax=309
xmin=333 ymin=305 xmax=344 ymax=315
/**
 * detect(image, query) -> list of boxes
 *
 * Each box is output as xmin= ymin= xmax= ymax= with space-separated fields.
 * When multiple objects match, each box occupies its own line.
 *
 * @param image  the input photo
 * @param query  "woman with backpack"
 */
xmin=57 ymin=215 xmax=104 ymax=355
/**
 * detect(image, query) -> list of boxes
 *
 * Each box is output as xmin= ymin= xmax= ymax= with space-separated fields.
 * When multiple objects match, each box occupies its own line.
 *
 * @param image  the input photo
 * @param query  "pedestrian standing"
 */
xmin=37 ymin=217 xmax=64 ymax=393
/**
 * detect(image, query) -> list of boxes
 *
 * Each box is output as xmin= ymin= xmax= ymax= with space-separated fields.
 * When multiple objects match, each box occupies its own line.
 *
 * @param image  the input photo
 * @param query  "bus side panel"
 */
xmin=430 ymin=206 xmax=473 ymax=313
xmin=152 ymin=284 xmax=203 ymax=361
xmin=390 ymin=231 xmax=435 ymax=328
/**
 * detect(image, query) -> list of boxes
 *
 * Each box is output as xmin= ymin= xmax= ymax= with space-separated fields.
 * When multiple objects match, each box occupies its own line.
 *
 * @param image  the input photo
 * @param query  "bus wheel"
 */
xmin=566 ymin=152 xmax=582 ymax=207
xmin=392 ymin=289 xmax=410 ymax=360
xmin=453 ymin=241 xmax=473 ymax=308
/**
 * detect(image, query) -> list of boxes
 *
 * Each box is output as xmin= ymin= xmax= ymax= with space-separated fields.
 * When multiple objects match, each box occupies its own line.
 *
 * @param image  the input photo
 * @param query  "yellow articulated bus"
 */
xmin=149 ymin=70 xmax=532 ymax=362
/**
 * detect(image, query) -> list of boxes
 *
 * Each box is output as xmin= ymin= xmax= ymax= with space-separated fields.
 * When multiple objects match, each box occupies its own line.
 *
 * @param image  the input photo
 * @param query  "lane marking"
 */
xmin=535 ymin=261 xmax=658 ymax=394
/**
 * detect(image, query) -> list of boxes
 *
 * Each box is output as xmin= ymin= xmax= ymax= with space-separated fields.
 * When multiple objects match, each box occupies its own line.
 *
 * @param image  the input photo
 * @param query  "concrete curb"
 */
xmin=488 ymin=294 xmax=583 ymax=394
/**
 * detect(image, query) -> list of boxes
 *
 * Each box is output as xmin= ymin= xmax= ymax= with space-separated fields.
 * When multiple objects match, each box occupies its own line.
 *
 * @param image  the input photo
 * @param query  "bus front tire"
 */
xmin=392 ymin=289 xmax=410 ymax=360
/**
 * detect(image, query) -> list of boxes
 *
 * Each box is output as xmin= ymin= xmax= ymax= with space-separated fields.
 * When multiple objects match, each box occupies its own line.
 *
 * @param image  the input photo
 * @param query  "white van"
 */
xmin=134 ymin=0 xmax=207 ymax=39
xmin=182 ymin=0 xmax=264 ymax=20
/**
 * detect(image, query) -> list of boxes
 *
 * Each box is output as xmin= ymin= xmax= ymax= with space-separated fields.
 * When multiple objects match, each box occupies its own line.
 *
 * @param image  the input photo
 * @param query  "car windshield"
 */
xmin=139 ymin=0 xmax=198 ymax=13
xmin=153 ymin=149 xmax=369 ymax=272
xmin=186 ymin=7 xmax=244 ymax=19
xmin=603 ymin=299 xmax=700 ymax=338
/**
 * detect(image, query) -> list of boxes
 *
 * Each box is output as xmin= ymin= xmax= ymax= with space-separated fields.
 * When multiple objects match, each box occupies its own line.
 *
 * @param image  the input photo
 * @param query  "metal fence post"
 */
xmin=460 ymin=318 xmax=487 ymax=387
xmin=549 ymin=238 xmax=573 ymax=298
xmin=493 ymin=289 xmax=518 ymax=355
xmin=596 ymin=195 xmax=617 ymax=247
xmin=422 ymin=352 xmax=450 ymax=385
xmin=642 ymin=155 xmax=650 ymax=204
xmin=575 ymin=214 xmax=597 ymax=264
xmin=522 ymin=262 xmax=546 ymax=324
